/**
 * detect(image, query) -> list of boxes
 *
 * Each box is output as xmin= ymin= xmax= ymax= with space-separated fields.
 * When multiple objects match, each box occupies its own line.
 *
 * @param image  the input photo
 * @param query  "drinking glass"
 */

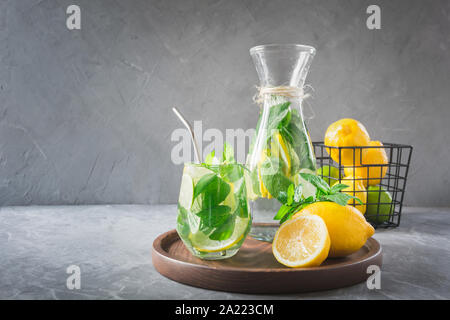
xmin=176 ymin=163 xmax=251 ymax=260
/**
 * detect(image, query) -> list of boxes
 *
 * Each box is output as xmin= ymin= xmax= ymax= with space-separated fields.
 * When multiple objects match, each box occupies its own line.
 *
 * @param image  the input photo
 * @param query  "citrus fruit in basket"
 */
xmin=324 ymin=119 xmax=371 ymax=166
xmin=341 ymin=175 xmax=367 ymax=214
xmin=316 ymin=165 xmax=341 ymax=186
xmin=272 ymin=215 xmax=330 ymax=268
xmin=344 ymin=140 xmax=388 ymax=187
xmin=293 ymin=202 xmax=374 ymax=257
xmin=366 ymin=185 xmax=393 ymax=224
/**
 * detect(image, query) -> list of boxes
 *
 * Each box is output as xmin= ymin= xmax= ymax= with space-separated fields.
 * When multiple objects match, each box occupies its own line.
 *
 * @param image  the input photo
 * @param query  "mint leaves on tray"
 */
xmin=274 ymin=173 xmax=363 ymax=224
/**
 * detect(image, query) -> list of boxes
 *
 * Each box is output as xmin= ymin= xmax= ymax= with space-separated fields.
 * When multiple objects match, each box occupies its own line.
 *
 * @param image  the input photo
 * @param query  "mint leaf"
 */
xmin=260 ymin=155 xmax=281 ymax=176
xmin=235 ymin=180 xmax=250 ymax=218
xmin=299 ymin=173 xmax=330 ymax=194
xmin=176 ymin=205 xmax=190 ymax=238
xmin=277 ymin=190 xmax=288 ymax=205
xmin=320 ymin=193 xmax=363 ymax=206
xmin=267 ymin=102 xmax=291 ymax=133
xmin=281 ymin=109 xmax=316 ymax=171
xmin=294 ymin=184 xmax=303 ymax=202
xmin=237 ymin=196 xmax=249 ymax=218
xmin=222 ymin=142 xmax=235 ymax=163
xmin=274 ymin=204 xmax=291 ymax=220
xmin=280 ymin=210 xmax=296 ymax=224
xmin=208 ymin=214 xmax=235 ymax=241
xmin=260 ymin=156 xmax=294 ymax=203
xmin=286 ymin=184 xmax=295 ymax=205
xmin=262 ymin=173 xmax=293 ymax=203
xmin=194 ymin=174 xmax=230 ymax=207
xmin=320 ymin=193 xmax=350 ymax=206
xmin=330 ymin=183 xmax=349 ymax=193
xmin=219 ymin=164 xmax=242 ymax=183
xmin=260 ymin=102 xmax=291 ymax=146
xmin=196 ymin=205 xmax=231 ymax=231
xmin=205 ymin=150 xmax=216 ymax=165
xmin=193 ymin=173 xmax=217 ymax=198
xmin=205 ymin=143 xmax=235 ymax=166
xmin=348 ymin=195 xmax=364 ymax=205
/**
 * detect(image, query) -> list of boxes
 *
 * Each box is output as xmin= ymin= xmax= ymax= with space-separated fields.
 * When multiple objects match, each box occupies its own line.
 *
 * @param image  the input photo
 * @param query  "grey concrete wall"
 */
xmin=0 ymin=0 xmax=449 ymax=206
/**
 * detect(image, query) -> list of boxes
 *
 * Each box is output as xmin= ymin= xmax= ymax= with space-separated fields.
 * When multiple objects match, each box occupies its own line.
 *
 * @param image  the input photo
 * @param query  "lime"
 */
xmin=189 ymin=217 xmax=250 ymax=252
xmin=366 ymin=185 xmax=393 ymax=223
xmin=179 ymin=174 xmax=194 ymax=209
xmin=316 ymin=165 xmax=340 ymax=186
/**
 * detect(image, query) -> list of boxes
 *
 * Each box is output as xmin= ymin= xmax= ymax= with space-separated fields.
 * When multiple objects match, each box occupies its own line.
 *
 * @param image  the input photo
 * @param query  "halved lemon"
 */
xmin=272 ymin=215 xmax=330 ymax=268
xmin=189 ymin=217 xmax=250 ymax=253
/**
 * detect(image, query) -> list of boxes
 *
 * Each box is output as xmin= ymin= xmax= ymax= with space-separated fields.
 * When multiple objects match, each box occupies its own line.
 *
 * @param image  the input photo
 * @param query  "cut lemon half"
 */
xmin=272 ymin=215 xmax=330 ymax=268
xmin=179 ymin=174 xmax=194 ymax=209
xmin=189 ymin=217 xmax=250 ymax=253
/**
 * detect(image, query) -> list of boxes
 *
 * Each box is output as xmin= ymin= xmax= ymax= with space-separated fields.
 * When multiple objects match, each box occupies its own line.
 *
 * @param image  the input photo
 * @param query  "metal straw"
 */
xmin=172 ymin=107 xmax=202 ymax=164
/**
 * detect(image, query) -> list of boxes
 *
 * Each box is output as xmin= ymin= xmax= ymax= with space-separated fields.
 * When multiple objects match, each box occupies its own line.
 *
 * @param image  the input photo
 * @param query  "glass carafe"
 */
xmin=246 ymin=44 xmax=317 ymax=242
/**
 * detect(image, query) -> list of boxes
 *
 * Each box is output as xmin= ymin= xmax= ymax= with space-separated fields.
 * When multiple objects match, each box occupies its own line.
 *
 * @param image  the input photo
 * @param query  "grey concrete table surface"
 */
xmin=0 ymin=205 xmax=449 ymax=300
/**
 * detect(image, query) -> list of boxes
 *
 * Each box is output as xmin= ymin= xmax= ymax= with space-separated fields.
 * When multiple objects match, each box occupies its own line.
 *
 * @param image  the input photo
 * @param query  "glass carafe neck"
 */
xmin=250 ymin=44 xmax=316 ymax=88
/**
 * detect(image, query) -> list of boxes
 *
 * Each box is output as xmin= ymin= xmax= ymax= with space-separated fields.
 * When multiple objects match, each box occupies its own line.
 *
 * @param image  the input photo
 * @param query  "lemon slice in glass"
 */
xmin=179 ymin=174 xmax=194 ymax=209
xmin=189 ymin=217 xmax=250 ymax=253
xmin=271 ymin=132 xmax=291 ymax=173
xmin=222 ymin=183 xmax=236 ymax=212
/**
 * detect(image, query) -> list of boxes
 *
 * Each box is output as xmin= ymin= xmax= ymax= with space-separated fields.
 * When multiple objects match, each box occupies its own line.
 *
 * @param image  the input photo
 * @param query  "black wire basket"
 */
xmin=313 ymin=142 xmax=413 ymax=228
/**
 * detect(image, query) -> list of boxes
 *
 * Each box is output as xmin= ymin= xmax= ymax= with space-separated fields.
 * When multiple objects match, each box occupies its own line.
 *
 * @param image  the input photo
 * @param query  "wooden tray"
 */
xmin=152 ymin=223 xmax=382 ymax=294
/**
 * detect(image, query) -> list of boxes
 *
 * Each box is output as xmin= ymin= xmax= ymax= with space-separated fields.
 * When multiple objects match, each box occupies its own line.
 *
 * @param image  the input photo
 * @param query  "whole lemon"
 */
xmin=340 ymin=175 xmax=367 ymax=214
xmin=293 ymin=202 xmax=375 ymax=257
xmin=324 ymin=119 xmax=371 ymax=166
xmin=344 ymin=141 xmax=388 ymax=187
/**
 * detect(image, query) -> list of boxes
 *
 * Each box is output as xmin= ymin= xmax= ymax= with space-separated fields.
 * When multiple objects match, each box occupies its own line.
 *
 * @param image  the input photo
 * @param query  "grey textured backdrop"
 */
xmin=0 ymin=0 xmax=449 ymax=206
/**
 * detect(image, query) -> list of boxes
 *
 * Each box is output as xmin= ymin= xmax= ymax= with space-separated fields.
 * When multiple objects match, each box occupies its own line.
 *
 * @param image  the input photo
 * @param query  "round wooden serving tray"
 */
xmin=152 ymin=223 xmax=382 ymax=294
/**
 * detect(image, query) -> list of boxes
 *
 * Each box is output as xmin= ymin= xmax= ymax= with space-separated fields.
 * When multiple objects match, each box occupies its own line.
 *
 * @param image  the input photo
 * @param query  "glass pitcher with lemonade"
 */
xmin=246 ymin=44 xmax=317 ymax=242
